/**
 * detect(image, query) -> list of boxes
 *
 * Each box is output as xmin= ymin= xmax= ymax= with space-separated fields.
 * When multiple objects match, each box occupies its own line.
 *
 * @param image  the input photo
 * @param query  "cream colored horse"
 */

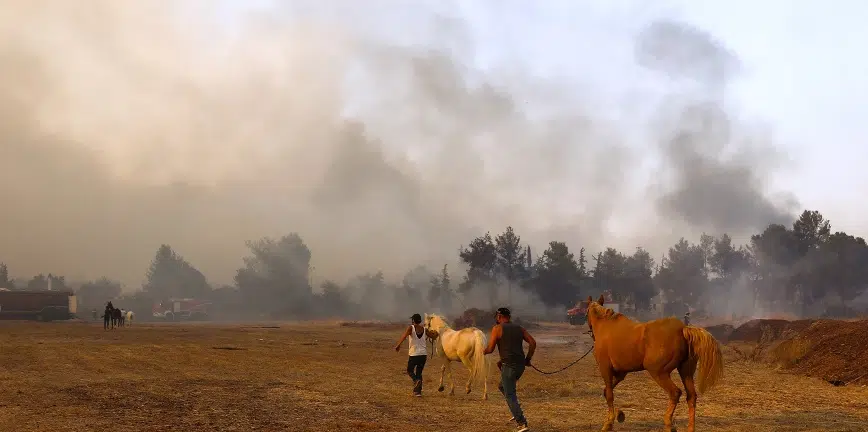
xmin=125 ymin=310 xmax=134 ymax=327
xmin=424 ymin=313 xmax=492 ymax=400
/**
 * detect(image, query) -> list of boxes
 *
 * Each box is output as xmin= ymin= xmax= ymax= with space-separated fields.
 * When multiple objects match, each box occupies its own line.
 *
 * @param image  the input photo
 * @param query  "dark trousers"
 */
xmin=498 ymin=362 xmax=527 ymax=425
xmin=407 ymin=355 xmax=427 ymax=393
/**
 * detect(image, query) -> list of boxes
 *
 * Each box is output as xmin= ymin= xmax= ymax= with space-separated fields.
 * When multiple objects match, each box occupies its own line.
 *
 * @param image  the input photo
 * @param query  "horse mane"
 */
xmin=590 ymin=303 xmax=624 ymax=321
xmin=426 ymin=313 xmax=452 ymax=330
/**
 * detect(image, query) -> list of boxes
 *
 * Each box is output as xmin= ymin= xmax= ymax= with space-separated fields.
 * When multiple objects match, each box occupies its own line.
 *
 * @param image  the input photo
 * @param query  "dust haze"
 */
xmin=0 ymin=2 xmax=797 ymax=300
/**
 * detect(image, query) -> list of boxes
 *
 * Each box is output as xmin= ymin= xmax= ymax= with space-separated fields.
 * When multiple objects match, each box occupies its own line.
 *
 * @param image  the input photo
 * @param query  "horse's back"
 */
xmin=640 ymin=317 xmax=690 ymax=369
xmin=442 ymin=327 xmax=484 ymax=358
xmin=598 ymin=316 xmax=688 ymax=371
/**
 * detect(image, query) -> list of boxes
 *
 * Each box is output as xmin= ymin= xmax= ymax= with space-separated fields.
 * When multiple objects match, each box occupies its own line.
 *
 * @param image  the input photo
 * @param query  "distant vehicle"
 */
xmin=152 ymin=298 xmax=211 ymax=321
xmin=567 ymin=290 xmax=619 ymax=325
xmin=567 ymin=300 xmax=589 ymax=325
xmin=0 ymin=290 xmax=77 ymax=321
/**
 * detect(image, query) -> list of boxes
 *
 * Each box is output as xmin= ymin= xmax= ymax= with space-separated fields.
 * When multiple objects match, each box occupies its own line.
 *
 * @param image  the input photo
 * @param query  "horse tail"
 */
xmin=469 ymin=330 xmax=487 ymax=385
xmin=682 ymin=326 xmax=724 ymax=394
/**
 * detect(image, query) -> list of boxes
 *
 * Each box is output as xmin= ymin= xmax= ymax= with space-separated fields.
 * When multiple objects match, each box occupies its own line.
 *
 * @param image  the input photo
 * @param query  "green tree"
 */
xmin=144 ymin=244 xmax=210 ymax=301
xmin=234 ymin=234 xmax=312 ymax=315
xmin=624 ymin=247 xmax=656 ymax=311
xmin=319 ymin=280 xmax=348 ymax=316
xmin=791 ymin=210 xmax=831 ymax=256
xmin=654 ymin=238 xmax=708 ymax=310
xmin=24 ymin=273 xmax=67 ymax=291
xmin=749 ymin=224 xmax=799 ymax=303
xmin=591 ymin=248 xmax=628 ymax=301
xmin=27 ymin=274 xmax=48 ymax=290
xmin=458 ymin=232 xmax=498 ymax=302
xmin=529 ymin=241 xmax=582 ymax=307
xmin=426 ymin=265 xmax=453 ymax=312
xmin=494 ymin=226 xmax=529 ymax=305
xmin=0 ymin=263 xmax=9 ymax=289
xmin=78 ymin=277 xmax=122 ymax=308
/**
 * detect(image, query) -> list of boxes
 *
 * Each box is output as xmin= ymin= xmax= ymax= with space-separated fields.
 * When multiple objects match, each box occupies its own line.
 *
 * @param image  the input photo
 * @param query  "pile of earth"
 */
xmin=452 ymin=308 xmax=538 ymax=330
xmin=770 ymin=319 xmax=868 ymax=386
xmin=728 ymin=318 xmax=816 ymax=344
xmin=703 ymin=323 xmax=735 ymax=343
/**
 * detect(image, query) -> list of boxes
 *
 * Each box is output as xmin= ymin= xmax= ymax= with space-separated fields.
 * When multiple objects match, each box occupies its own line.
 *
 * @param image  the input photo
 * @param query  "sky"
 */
xmin=212 ymin=0 xmax=868 ymax=233
xmin=1 ymin=0 xmax=866 ymax=288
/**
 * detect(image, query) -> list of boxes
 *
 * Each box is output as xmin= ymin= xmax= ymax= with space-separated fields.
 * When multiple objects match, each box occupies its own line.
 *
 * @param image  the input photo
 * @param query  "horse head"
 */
xmin=424 ymin=313 xmax=449 ymax=333
xmin=585 ymin=294 xmax=615 ymax=337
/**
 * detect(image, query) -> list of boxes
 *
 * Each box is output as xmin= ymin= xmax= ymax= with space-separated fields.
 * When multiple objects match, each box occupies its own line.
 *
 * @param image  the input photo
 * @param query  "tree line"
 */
xmin=2 ymin=209 xmax=866 ymax=319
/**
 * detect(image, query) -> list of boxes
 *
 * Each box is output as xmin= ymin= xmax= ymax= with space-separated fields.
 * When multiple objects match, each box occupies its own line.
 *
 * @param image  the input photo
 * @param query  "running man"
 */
xmin=394 ymin=313 xmax=437 ymax=396
xmin=484 ymin=307 xmax=536 ymax=432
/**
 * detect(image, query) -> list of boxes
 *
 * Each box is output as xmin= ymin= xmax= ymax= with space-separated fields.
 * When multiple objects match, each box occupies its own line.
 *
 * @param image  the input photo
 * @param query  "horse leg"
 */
xmin=650 ymin=371 xmax=682 ymax=432
xmin=438 ymin=364 xmax=446 ymax=392
xmin=445 ymin=361 xmax=455 ymax=396
xmin=609 ymin=371 xmax=627 ymax=423
xmin=678 ymin=362 xmax=698 ymax=432
xmin=482 ymin=357 xmax=490 ymax=400
xmin=598 ymin=366 xmax=616 ymax=432
xmin=459 ymin=355 xmax=474 ymax=395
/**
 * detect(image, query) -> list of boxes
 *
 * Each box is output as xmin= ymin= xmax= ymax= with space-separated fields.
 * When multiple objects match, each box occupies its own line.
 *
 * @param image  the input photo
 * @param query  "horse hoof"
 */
xmin=483 ymin=394 xmax=488 ymax=401
xmin=465 ymin=388 xmax=471 ymax=394
xmin=616 ymin=410 xmax=625 ymax=423
xmin=438 ymin=386 xmax=444 ymax=392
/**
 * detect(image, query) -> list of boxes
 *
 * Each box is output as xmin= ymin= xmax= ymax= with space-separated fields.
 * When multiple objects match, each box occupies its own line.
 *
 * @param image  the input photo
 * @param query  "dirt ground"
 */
xmin=1 ymin=320 xmax=867 ymax=432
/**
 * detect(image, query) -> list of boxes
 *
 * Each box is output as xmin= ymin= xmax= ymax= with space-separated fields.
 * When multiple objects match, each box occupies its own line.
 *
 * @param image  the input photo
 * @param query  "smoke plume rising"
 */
xmin=0 ymin=1 xmax=797 ymax=308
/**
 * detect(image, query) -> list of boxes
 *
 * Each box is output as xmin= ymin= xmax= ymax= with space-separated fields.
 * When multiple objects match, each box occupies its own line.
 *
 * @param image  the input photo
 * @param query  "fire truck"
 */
xmin=567 ymin=290 xmax=616 ymax=325
xmin=566 ymin=300 xmax=589 ymax=325
xmin=152 ymin=298 xmax=211 ymax=321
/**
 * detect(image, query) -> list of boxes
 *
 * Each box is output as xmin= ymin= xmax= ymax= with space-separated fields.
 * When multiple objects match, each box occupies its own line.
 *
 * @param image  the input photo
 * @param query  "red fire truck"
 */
xmin=152 ymin=298 xmax=211 ymax=321
xmin=567 ymin=300 xmax=589 ymax=325
xmin=567 ymin=290 xmax=614 ymax=325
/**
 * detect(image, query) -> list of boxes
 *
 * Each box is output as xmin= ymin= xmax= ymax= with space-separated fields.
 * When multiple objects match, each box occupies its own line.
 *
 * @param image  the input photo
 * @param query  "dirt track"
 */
xmin=1 ymin=321 xmax=867 ymax=432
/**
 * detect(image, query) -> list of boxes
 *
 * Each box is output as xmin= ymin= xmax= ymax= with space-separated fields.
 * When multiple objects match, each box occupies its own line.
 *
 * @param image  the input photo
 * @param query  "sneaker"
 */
xmin=507 ymin=417 xmax=515 ymax=423
xmin=515 ymin=424 xmax=530 ymax=432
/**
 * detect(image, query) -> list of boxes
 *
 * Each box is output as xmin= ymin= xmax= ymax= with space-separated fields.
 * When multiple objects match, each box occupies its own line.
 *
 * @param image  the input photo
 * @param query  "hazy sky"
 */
xmin=214 ymin=0 xmax=867 ymax=231
xmin=1 ymin=1 xmax=865 ymax=289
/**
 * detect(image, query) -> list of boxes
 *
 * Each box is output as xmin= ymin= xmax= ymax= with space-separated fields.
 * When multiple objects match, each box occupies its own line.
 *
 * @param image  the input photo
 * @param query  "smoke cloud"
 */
xmin=637 ymin=19 xmax=798 ymax=237
xmin=0 ymin=2 xmax=797 ymax=303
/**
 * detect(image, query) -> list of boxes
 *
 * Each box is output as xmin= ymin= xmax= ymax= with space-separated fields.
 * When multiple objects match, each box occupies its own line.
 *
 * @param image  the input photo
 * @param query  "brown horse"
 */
xmin=586 ymin=295 xmax=723 ymax=432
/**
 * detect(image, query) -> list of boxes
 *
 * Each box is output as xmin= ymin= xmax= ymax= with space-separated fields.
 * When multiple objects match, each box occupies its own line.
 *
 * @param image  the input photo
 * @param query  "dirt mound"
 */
xmin=703 ymin=324 xmax=735 ymax=343
xmin=453 ymin=308 xmax=494 ymax=330
xmin=452 ymin=308 xmax=538 ymax=330
xmin=729 ymin=319 xmax=816 ymax=344
xmin=771 ymin=319 xmax=868 ymax=385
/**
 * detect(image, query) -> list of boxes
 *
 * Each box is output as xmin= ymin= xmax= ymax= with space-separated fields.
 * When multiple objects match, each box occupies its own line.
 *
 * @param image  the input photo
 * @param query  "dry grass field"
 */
xmin=1 ymin=320 xmax=867 ymax=432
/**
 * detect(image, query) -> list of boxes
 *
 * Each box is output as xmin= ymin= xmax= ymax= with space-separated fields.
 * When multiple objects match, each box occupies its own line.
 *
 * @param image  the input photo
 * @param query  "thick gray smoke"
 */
xmin=637 ymin=19 xmax=798 ymax=238
xmin=0 ymin=3 xmax=796 ymax=318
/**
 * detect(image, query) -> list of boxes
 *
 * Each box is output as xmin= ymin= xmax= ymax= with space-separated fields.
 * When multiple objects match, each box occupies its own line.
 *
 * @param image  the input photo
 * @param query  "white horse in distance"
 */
xmin=424 ymin=313 xmax=493 ymax=400
xmin=125 ymin=310 xmax=134 ymax=326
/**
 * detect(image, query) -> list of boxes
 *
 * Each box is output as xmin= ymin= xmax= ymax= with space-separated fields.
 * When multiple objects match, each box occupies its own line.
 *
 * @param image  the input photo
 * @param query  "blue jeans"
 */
xmin=498 ymin=362 xmax=526 ymax=424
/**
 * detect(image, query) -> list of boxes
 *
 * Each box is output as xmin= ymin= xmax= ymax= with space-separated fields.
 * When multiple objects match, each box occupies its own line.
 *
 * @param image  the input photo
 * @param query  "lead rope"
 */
xmin=529 ymin=329 xmax=595 ymax=375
